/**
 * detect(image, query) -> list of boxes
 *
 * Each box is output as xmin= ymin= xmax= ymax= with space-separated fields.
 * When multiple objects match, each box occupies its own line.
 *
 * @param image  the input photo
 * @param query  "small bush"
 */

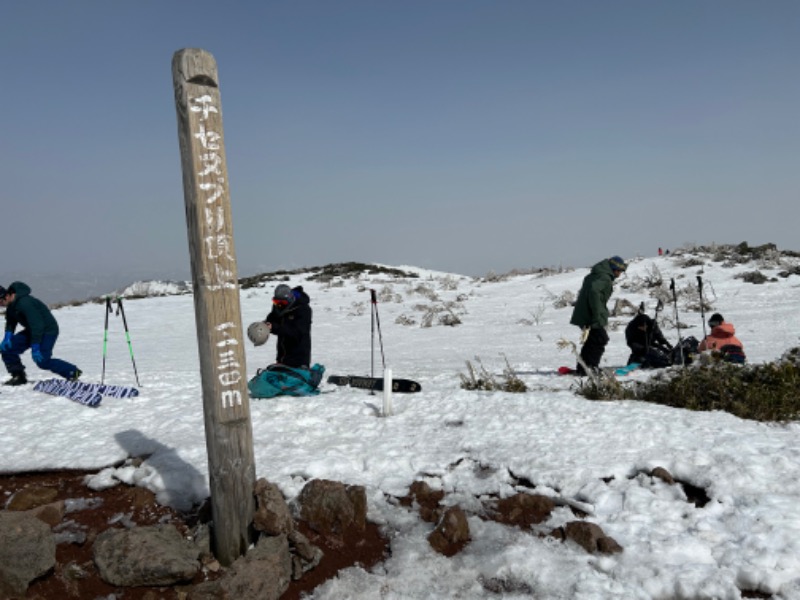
xmin=395 ymin=314 xmax=417 ymax=326
xmin=676 ymin=257 xmax=705 ymax=268
xmin=735 ymin=271 xmax=771 ymax=285
xmin=460 ymin=357 xmax=527 ymax=393
xmin=347 ymin=301 xmax=366 ymax=317
xmin=631 ymin=360 xmax=800 ymax=421
xmin=574 ymin=377 xmax=636 ymax=401
xmin=576 ymin=353 xmax=800 ymax=422
xmin=438 ymin=275 xmax=460 ymax=291
xmin=552 ymin=290 xmax=575 ymax=309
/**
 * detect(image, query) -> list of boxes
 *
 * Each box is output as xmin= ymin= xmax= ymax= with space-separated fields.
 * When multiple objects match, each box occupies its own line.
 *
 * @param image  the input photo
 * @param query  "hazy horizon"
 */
xmin=3 ymin=1 xmax=798 ymax=297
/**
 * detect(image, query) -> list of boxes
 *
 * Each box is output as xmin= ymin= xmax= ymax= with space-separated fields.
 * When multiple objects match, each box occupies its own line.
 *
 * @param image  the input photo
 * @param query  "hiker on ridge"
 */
xmin=569 ymin=256 xmax=627 ymax=375
xmin=261 ymin=284 xmax=312 ymax=369
xmin=0 ymin=282 xmax=82 ymax=385
xmin=698 ymin=313 xmax=745 ymax=363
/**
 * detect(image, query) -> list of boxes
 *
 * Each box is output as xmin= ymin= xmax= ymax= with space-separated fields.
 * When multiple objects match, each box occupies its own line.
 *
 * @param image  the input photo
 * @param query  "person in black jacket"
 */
xmin=0 ymin=282 xmax=82 ymax=385
xmin=625 ymin=312 xmax=672 ymax=368
xmin=262 ymin=284 xmax=312 ymax=368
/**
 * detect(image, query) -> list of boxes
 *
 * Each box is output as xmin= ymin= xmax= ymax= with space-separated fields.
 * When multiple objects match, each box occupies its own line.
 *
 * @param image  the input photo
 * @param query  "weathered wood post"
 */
xmin=171 ymin=48 xmax=255 ymax=566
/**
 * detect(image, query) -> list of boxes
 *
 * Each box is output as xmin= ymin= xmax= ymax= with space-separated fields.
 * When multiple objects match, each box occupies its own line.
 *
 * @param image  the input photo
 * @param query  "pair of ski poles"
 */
xmin=102 ymin=296 xmax=141 ymax=386
xmin=668 ymin=275 xmax=709 ymax=367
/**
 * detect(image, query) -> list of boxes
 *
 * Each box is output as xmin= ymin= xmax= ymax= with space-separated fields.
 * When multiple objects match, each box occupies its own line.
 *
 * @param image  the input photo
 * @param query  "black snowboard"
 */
xmin=327 ymin=375 xmax=422 ymax=393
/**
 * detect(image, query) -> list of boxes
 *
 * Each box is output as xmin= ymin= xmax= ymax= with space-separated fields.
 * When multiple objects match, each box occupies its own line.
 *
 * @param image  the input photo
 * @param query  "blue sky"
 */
xmin=2 ymin=1 xmax=798 ymax=297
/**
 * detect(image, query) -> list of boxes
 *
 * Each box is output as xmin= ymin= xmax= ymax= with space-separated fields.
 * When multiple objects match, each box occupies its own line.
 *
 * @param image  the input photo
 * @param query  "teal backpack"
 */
xmin=248 ymin=363 xmax=325 ymax=399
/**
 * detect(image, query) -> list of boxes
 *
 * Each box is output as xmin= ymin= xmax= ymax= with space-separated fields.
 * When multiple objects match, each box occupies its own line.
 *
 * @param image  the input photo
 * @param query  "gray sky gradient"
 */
xmin=2 ymin=1 xmax=798 ymax=302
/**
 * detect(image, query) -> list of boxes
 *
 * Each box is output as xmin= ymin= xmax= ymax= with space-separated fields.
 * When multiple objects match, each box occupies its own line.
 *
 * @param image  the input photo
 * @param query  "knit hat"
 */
xmin=609 ymin=256 xmax=627 ymax=272
xmin=273 ymin=284 xmax=295 ymax=307
xmin=708 ymin=313 xmax=724 ymax=328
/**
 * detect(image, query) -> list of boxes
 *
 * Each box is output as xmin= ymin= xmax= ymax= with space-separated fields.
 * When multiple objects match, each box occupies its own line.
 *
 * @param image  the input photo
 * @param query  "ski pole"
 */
xmin=697 ymin=276 xmax=708 ymax=341
xmin=115 ymin=298 xmax=141 ymax=386
xmin=647 ymin=299 xmax=664 ymax=351
xmin=369 ymin=289 xmax=386 ymax=377
xmin=102 ymin=297 xmax=113 ymax=384
xmin=669 ymin=278 xmax=685 ymax=366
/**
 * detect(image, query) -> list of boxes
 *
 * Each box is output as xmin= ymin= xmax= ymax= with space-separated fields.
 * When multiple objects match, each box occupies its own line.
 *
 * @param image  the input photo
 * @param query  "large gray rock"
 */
xmin=93 ymin=524 xmax=200 ymax=586
xmin=0 ymin=511 xmax=56 ymax=598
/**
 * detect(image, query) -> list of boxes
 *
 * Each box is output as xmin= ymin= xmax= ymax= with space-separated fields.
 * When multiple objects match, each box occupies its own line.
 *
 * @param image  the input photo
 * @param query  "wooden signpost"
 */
xmin=172 ymin=48 xmax=255 ymax=566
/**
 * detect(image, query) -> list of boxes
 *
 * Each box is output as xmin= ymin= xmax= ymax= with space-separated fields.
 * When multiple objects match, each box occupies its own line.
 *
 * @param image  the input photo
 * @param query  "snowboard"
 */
xmin=327 ymin=375 xmax=422 ymax=393
xmin=34 ymin=379 xmax=140 ymax=407
xmin=33 ymin=380 xmax=103 ymax=407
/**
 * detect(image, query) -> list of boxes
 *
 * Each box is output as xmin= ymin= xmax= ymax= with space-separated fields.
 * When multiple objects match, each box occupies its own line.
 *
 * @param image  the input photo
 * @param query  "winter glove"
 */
xmin=31 ymin=344 xmax=44 ymax=364
xmin=580 ymin=327 xmax=590 ymax=344
xmin=0 ymin=332 xmax=12 ymax=352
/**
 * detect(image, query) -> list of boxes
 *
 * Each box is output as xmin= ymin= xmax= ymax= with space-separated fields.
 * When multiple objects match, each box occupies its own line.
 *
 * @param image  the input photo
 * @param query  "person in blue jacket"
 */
xmin=0 ymin=282 xmax=82 ymax=385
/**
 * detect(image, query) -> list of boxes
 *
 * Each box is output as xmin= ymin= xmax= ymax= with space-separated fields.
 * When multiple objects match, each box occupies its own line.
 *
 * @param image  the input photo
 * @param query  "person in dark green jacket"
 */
xmin=0 ymin=282 xmax=81 ymax=385
xmin=569 ymin=256 xmax=627 ymax=374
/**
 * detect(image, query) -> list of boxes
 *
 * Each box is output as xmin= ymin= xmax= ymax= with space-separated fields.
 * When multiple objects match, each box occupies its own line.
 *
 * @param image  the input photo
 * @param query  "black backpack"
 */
xmin=718 ymin=344 xmax=746 ymax=364
xmin=642 ymin=347 xmax=671 ymax=369
xmin=671 ymin=336 xmax=700 ymax=366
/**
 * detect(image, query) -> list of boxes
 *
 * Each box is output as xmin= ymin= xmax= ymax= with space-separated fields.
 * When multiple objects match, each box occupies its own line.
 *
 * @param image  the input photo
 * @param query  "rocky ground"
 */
xmin=0 ymin=468 xmax=387 ymax=599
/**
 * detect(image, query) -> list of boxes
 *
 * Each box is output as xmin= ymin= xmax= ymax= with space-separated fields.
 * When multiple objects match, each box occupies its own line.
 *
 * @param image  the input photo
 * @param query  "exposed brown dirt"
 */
xmin=0 ymin=469 xmax=388 ymax=599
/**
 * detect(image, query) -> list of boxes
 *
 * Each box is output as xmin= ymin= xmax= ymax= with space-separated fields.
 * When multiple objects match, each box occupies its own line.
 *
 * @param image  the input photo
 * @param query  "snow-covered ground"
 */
xmin=2 ymin=251 xmax=800 ymax=599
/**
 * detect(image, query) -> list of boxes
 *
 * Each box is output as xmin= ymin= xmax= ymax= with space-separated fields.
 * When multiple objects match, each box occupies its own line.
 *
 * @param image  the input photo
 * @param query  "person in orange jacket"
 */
xmin=699 ymin=313 xmax=745 ymax=363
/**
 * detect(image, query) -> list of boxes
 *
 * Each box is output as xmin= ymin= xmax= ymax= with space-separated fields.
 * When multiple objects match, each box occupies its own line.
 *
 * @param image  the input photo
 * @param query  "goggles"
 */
xmin=272 ymin=298 xmax=290 ymax=308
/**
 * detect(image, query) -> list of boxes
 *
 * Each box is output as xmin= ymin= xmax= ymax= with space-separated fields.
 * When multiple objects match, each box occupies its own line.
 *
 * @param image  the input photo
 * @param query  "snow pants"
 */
xmin=1 ymin=331 xmax=78 ymax=379
xmin=577 ymin=327 xmax=609 ymax=374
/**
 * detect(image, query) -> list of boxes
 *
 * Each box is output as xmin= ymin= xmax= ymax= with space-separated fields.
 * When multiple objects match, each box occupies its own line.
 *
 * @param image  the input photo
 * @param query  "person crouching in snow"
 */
xmin=263 ymin=284 xmax=312 ymax=368
xmin=625 ymin=312 xmax=672 ymax=368
xmin=0 ymin=282 xmax=82 ymax=385
xmin=698 ymin=313 xmax=745 ymax=364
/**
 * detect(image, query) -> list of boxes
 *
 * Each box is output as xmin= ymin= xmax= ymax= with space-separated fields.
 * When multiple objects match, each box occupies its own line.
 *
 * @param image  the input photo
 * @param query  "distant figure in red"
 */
xmin=658 ymin=247 xmax=663 ymax=256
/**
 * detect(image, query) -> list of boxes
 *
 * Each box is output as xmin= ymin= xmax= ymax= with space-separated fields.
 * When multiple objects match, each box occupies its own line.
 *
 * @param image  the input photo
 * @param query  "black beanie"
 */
xmin=708 ymin=313 xmax=724 ymax=327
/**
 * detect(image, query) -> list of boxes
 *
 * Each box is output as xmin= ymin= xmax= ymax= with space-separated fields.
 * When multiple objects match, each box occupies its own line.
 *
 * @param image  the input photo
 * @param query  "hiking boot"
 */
xmin=4 ymin=372 xmax=27 ymax=386
xmin=69 ymin=369 xmax=82 ymax=382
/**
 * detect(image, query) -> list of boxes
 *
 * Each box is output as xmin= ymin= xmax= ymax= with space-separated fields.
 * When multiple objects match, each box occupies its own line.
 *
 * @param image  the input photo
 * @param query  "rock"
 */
xmin=288 ymin=529 xmax=323 ymax=579
xmin=189 ymin=534 xmax=291 ymax=600
xmin=93 ymin=524 xmax=200 ymax=586
xmin=295 ymin=479 xmax=367 ymax=540
xmin=494 ymin=493 xmax=555 ymax=529
xmin=26 ymin=500 xmax=66 ymax=527
xmin=5 ymin=485 xmax=59 ymax=511
xmin=563 ymin=521 xmax=623 ymax=554
xmin=650 ymin=467 xmax=675 ymax=485
xmin=407 ymin=480 xmax=444 ymax=523
xmin=428 ymin=506 xmax=470 ymax=556
xmin=0 ymin=511 xmax=56 ymax=598
xmin=253 ymin=478 xmax=294 ymax=535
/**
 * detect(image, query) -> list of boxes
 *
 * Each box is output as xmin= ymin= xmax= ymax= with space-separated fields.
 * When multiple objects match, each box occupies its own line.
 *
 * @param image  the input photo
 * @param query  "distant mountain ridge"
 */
xmin=13 ymin=243 xmax=799 ymax=309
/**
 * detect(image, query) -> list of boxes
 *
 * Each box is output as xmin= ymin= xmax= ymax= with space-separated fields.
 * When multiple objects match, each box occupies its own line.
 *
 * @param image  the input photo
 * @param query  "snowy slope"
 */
xmin=2 ymin=250 xmax=800 ymax=599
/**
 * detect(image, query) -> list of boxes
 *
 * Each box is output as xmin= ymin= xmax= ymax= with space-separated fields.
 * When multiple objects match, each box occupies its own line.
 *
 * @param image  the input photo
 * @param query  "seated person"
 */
xmin=699 ymin=313 xmax=745 ymax=363
xmin=625 ymin=312 xmax=672 ymax=368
